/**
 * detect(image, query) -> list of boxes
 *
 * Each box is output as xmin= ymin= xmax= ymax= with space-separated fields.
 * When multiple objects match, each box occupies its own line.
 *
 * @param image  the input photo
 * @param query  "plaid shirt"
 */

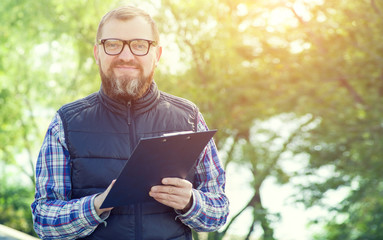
xmin=31 ymin=112 xmax=229 ymax=239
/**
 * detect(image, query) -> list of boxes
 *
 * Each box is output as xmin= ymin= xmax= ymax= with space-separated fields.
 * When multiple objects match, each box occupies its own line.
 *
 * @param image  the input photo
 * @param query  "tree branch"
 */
xmin=371 ymin=0 xmax=382 ymax=16
xmin=254 ymin=115 xmax=316 ymax=185
xmin=244 ymin=216 xmax=257 ymax=240
xmin=220 ymin=191 xmax=258 ymax=237
xmin=379 ymin=72 xmax=383 ymax=97
xmin=164 ymin=1 xmax=209 ymax=86
xmin=18 ymin=117 xmax=36 ymax=186
xmin=338 ymin=77 xmax=365 ymax=105
xmin=287 ymin=5 xmax=327 ymax=54
xmin=223 ymin=134 xmax=239 ymax=170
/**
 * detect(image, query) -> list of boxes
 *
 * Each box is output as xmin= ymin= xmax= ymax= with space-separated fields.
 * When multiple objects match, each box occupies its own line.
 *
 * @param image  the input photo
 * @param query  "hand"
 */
xmin=94 ymin=179 xmax=116 ymax=216
xmin=149 ymin=177 xmax=193 ymax=212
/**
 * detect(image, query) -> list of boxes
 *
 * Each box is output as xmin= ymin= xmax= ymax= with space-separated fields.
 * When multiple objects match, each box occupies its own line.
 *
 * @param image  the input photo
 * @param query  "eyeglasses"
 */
xmin=98 ymin=38 xmax=158 ymax=56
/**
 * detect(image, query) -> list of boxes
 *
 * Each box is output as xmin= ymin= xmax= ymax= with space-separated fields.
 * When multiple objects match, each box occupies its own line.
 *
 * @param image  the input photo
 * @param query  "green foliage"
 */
xmin=313 ymin=180 xmax=383 ymax=240
xmin=0 ymin=171 xmax=36 ymax=236
xmin=0 ymin=0 xmax=117 ymax=235
xmin=156 ymin=0 xmax=383 ymax=238
xmin=1 ymin=0 xmax=383 ymax=239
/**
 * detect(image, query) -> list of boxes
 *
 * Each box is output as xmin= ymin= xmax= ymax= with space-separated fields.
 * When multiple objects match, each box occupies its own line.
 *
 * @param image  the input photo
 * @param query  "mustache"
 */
xmin=111 ymin=60 xmax=141 ymax=69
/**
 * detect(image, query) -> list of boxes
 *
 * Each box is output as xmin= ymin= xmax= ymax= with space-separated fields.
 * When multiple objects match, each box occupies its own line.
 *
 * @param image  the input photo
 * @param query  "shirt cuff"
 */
xmin=79 ymin=194 xmax=110 ymax=227
xmin=176 ymin=189 xmax=202 ymax=221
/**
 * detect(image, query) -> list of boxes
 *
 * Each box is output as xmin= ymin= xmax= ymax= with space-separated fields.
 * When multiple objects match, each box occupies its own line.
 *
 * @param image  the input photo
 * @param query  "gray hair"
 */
xmin=96 ymin=6 xmax=160 ymax=43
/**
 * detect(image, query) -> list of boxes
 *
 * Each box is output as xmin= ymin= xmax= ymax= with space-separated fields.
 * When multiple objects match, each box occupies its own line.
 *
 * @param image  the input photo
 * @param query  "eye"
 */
xmin=105 ymin=40 xmax=123 ymax=49
xmin=131 ymin=40 xmax=149 ymax=50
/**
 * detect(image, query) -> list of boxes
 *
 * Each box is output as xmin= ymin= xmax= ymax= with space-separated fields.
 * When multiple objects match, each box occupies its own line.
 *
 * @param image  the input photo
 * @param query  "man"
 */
xmin=31 ymin=5 xmax=229 ymax=240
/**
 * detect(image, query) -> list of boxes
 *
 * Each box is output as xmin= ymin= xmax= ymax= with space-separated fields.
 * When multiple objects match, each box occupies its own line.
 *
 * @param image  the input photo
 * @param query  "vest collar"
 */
xmin=98 ymin=81 xmax=160 ymax=116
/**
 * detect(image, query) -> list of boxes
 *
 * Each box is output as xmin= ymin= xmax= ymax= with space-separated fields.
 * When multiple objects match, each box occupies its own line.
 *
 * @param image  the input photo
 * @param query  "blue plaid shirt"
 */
xmin=31 ymin=112 xmax=229 ymax=239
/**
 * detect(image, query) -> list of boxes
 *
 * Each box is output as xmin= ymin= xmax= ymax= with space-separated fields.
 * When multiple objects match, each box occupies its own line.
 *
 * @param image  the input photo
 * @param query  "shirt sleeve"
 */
xmin=31 ymin=113 xmax=108 ymax=239
xmin=176 ymin=112 xmax=230 ymax=232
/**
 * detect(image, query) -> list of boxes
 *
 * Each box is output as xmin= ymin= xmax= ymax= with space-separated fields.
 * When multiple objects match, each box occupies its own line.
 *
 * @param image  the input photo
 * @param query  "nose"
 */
xmin=118 ymin=44 xmax=135 ymax=60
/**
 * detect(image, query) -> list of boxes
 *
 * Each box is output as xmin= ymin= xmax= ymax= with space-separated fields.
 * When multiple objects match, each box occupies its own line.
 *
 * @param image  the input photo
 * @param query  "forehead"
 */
xmin=101 ymin=17 xmax=154 ymax=40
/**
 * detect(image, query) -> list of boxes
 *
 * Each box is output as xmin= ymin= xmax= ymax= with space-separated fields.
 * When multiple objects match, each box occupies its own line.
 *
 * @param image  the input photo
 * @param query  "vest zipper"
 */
xmin=127 ymin=100 xmax=137 ymax=151
xmin=127 ymin=101 xmax=132 ymax=125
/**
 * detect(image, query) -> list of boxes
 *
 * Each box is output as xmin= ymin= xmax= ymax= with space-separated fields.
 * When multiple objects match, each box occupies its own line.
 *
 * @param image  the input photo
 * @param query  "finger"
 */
xmin=149 ymin=192 xmax=184 ymax=209
xmin=152 ymin=184 xmax=192 ymax=197
xmin=153 ymin=198 xmax=179 ymax=209
xmin=150 ymin=191 xmax=176 ymax=201
xmin=149 ymin=186 xmax=186 ymax=202
xmin=162 ymin=178 xmax=192 ymax=188
xmin=151 ymin=185 xmax=181 ymax=196
xmin=105 ymin=179 xmax=116 ymax=195
xmin=149 ymin=185 xmax=193 ymax=210
xmin=151 ymin=191 xmax=193 ymax=211
xmin=99 ymin=179 xmax=116 ymax=210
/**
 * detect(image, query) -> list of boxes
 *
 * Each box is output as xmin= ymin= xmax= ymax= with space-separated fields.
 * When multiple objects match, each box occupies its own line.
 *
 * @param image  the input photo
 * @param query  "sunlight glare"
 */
xmin=267 ymin=7 xmax=297 ymax=29
xmin=263 ymin=0 xmax=324 ymax=30
xmin=237 ymin=3 xmax=248 ymax=17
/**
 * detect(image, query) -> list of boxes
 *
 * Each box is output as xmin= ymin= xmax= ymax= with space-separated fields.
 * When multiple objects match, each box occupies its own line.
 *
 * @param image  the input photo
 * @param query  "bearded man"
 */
xmin=31 ymin=5 xmax=229 ymax=240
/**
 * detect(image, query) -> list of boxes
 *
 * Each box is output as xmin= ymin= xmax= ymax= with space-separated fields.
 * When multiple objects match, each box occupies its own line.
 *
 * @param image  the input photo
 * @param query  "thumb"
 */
xmin=101 ymin=179 xmax=116 ymax=205
xmin=98 ymin=179 xmax=116 ymax=210
xmin=104 ymin=179 xmax=116 ymax=196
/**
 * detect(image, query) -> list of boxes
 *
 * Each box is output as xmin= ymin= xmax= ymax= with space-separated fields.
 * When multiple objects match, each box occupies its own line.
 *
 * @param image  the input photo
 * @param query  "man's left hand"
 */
xmin=149 ymin=177 xmax=193 ymax=213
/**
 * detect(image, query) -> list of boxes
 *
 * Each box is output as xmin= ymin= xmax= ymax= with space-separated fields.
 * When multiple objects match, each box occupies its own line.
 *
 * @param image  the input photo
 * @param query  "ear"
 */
xmin=155 ymin=46 xmax=162 ymax=65
xmin=93 ymin=44 xmax=100 ymax=65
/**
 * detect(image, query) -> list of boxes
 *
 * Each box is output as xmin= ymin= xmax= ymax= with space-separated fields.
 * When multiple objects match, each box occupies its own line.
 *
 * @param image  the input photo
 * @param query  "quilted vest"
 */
xmin=58 ymin=82 xmax=198 ymax=240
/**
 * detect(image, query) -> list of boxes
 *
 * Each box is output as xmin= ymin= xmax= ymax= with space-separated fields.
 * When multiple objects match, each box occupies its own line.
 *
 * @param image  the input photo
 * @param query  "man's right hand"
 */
xmin=94 ymin=179 xmax=116 ymax=216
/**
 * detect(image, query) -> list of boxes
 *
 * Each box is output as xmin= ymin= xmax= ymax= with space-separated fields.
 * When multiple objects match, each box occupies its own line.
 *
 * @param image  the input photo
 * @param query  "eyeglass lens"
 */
xmin=103 ymin=39 xmax=150 ymax=56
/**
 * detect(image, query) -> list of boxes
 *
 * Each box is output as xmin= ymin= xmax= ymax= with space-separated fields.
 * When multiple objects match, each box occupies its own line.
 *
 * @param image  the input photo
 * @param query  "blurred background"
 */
xmin=1 ymin=0 xmax=383 ymax=239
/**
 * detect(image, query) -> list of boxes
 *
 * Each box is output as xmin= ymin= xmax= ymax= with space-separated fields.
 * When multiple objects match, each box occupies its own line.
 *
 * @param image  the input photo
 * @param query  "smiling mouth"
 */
xmin=112 ymin=60 xmax=141 ymax=72
xmin=116 ymin=65 xmax=137 ymax=68
xmin=114 ymin=65 xmax=140 ymax=72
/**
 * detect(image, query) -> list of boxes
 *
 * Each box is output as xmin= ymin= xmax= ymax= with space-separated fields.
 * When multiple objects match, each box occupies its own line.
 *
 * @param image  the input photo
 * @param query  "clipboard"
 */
xmin=101 ymin=130 xmax=217 ymax=208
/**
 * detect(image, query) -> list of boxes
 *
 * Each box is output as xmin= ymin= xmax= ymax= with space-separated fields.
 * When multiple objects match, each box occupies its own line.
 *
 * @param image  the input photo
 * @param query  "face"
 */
xmin=94 ymin=17 xmax=162 ymax=102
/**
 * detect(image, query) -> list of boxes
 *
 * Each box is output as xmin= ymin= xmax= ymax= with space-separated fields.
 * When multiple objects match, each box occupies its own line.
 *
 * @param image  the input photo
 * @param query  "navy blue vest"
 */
xmin=58 ymin=83 xmax=197 ymax=240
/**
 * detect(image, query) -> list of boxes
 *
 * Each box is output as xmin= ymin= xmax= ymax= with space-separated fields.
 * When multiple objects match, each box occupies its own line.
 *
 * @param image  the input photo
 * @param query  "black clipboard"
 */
xmin=100 ymin=130 xmax=217 ymax=208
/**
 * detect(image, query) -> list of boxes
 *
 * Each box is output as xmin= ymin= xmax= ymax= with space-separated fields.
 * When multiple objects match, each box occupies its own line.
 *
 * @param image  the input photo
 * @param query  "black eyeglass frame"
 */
xmin=98 ymin=38 xmax=158 ymax=56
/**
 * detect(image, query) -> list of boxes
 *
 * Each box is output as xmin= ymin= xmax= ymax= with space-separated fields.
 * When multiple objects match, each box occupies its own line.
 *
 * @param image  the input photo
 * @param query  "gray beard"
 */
xmin=99 ymin=61 xmax=154 ymax=103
